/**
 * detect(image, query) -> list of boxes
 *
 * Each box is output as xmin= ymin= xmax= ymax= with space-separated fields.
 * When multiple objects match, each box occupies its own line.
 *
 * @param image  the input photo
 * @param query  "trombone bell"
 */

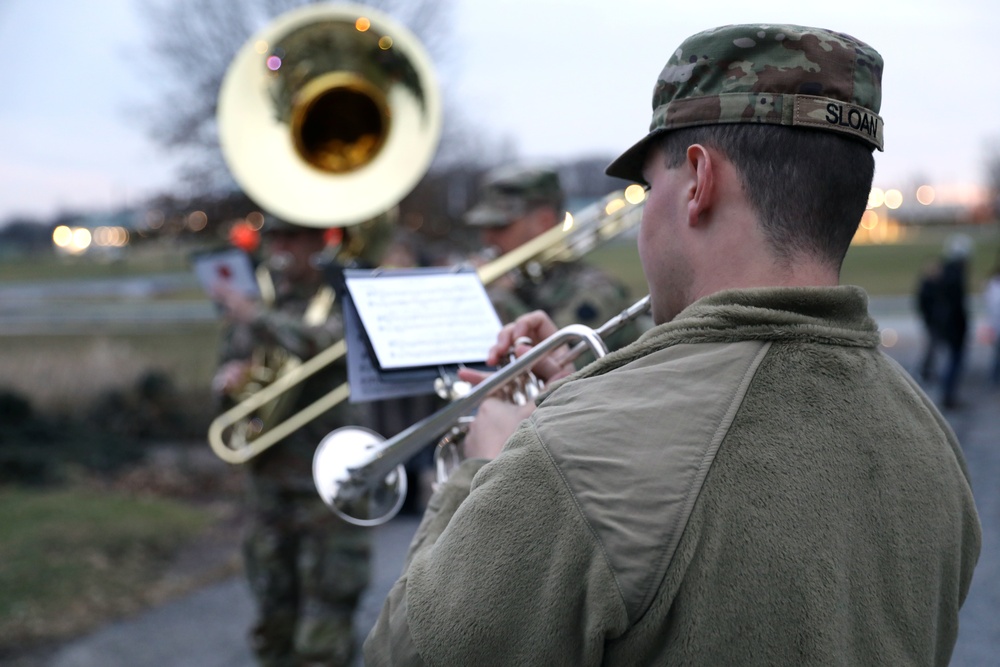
xmin=217 ymin=3 xmax=442 ymax=227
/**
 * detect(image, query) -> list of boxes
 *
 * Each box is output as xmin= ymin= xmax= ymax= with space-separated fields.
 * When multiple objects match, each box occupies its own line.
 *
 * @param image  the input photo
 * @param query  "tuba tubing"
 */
xmin=313 ymin=295 xmax=651 ymax=525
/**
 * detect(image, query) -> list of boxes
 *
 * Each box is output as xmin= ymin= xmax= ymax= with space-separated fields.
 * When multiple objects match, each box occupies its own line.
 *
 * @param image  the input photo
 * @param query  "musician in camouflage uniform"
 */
xmin=212 ymin=217 xmax=373 ymax=667
xmin=465 ymin=165 xmax=640 ymax=351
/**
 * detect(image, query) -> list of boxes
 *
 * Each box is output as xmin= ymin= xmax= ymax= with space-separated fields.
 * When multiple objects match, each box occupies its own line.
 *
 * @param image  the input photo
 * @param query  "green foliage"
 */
xmin=0 ymin=375 xmax=190 ymax=486
xmin=0 ymin=487 xmax=210 ymax=648
xmin=0 ymin=389 xmax=137 ymax=486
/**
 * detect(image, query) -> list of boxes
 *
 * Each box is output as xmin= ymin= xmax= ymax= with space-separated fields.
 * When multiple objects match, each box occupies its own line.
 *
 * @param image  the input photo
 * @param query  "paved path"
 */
xmin=42 ymin=308 xmax=1000 ymax=667
xmin=47 ymin=516 xmax=422 ymax=667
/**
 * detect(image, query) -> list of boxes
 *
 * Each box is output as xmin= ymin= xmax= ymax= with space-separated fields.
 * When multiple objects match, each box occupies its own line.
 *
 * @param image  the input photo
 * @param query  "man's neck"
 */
xmin=689 ymin=250 xmax=840 ymax=307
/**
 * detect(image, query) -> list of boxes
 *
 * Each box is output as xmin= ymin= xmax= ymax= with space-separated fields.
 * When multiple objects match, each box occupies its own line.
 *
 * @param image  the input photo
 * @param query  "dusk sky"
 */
xmin=2 ymin=0 xmax=996 ymax=221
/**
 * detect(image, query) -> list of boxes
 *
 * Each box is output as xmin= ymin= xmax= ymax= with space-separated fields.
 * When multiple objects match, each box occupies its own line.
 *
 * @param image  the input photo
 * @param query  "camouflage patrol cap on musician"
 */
xmin=606 ymin=24 xmax=884 ymax=183
xmin=465 ymin=165 xmax=565 ymax=227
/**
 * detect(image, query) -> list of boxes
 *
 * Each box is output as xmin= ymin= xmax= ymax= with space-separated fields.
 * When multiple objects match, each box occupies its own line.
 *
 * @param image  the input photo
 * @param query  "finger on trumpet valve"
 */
xmin=513 ymin=336 xmax=534 ymax=351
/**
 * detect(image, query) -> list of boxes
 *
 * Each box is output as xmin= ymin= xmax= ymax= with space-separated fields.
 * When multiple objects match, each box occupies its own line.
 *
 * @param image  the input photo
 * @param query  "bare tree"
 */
xmin=134 ymin=0 xmax=459 ymax=195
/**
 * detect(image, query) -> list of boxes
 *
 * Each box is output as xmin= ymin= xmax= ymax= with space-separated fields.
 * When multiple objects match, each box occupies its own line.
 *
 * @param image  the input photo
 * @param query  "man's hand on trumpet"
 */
xmin=455 ymin=309 xmax=578 ymax=461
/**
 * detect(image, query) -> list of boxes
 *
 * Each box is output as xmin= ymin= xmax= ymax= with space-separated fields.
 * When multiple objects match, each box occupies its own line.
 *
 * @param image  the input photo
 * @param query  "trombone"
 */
xmin=313 ymin=295 xmax=652 ymax=526
xmin=208 ymin=188 xmax=648 ymax=464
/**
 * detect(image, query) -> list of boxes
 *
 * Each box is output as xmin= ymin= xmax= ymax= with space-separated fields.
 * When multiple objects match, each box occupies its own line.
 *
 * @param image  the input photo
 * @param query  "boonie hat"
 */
xmin=606 ymin=24 xmax=884 ymax=183
xmin=465 ymin=166 xmax=564 ymax=227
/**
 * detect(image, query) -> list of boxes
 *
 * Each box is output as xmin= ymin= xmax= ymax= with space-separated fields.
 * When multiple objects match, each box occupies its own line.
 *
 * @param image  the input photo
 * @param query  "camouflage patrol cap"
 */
xmin=606 ymin=24 xmax=884 ymax=183
xmin=465 ymin=165 xmax=564 ymax=227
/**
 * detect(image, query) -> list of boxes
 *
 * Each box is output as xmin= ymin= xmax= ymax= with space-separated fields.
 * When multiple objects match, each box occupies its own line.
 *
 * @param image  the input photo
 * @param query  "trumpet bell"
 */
xmin=217 ymin=3 xmax=442 ymax=227
xmin=313 ymin=426 xmax=408 ymax=527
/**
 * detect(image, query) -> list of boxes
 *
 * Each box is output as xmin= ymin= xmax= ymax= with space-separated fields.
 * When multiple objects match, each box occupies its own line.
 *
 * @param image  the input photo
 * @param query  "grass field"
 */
xmin=0 ymin=242 xmax=191 ymax=282
xmin=0 ymin=486 xmax=213 ymax=651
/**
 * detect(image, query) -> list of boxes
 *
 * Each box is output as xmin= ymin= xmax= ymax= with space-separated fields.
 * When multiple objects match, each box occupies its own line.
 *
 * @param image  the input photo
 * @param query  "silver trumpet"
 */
xmin=312 ymin=295 xmax=651 ymax=526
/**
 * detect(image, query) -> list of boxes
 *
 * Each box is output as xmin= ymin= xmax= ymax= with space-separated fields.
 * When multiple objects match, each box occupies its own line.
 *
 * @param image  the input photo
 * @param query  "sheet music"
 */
xmin=191 ymin=248 xmax=260 ymax=299
xmin=343 ymin=297 xmax=438 ymax=402
xmin=345 ymin=269 xmax=502 ymax=370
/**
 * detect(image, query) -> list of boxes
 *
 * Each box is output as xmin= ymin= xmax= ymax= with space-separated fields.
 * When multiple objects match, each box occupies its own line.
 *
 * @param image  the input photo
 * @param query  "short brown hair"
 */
xmin=658 ymin=124 xmax=874 ymax=267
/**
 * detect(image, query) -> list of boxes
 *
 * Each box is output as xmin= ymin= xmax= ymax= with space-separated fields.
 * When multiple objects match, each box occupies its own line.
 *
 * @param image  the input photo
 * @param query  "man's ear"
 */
xmin=685 ymin=144 xmax=715 ymax=227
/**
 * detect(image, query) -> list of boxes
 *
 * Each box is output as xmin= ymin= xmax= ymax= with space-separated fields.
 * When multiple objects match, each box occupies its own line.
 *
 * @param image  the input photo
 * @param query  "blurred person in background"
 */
xmin=936 ymin=234 xmax=973 ymax=409
xmin=211 ymin=215 xmax=381 ymax=667
xmin=983 ymin=262 xmax=1000 ymax=387
xmin=464 ymin=165 xmax=641 ymax=353
xmin=914 ymin=257 xmax=944 ymax=382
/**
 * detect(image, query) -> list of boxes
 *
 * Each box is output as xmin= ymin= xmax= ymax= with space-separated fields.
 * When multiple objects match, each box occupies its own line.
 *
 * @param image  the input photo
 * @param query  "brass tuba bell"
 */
xmin=216 ymin=2 xmax=442 ymax=228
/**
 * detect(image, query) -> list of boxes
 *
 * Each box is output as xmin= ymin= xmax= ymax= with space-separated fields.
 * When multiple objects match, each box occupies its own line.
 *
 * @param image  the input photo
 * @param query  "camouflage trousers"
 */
xmin=243 ymin=478 xmax=371 ymax=667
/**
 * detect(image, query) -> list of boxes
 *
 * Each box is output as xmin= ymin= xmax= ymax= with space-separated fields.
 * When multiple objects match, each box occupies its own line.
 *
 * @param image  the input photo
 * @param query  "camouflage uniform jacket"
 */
xmin=217 ymin=274 xmax=367 ymax=490
xmin=488 ymin=260 xmax=640 ymax=354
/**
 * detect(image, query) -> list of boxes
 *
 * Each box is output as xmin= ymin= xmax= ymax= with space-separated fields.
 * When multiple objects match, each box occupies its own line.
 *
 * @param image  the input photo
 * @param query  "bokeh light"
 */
xmin=93 ymin=226 xmax=129 ymax=247
xmin=356 ymin=17 xmax=371 ymax=31
xmin=916 ymin=185 xmax=936 ymax=205
xmin=187 ymin=210 xmax=208 ymax=232
xmin=605 ymin=198 xmax=626 ymax=216
xmin=883 ymin=189 xmax=903 ymax=210
xmin=880 ymin=329 xmax=899 ymax=348
xmin=867 ymin=187 xmax=885 ymax=209
xmin=72 ymin=227 xmax=92 ymax=251
xmin=266 ymin=56 xmax=281 ymax=71
xmin=852 ymin=209 xmax=904 ymax=246
xmin=378 ymin=36 xmax=393 ymax=50
xmin=54 ymin=225 xmax=128 ymax=253
xmin=246 ymin=211 xmax=265 ymax=230
xmin=52 ymin=225 xmax=73 ymax=248
xmin=254 ymin=40 xmax=268 ymax=55
xmin=229 ymin=221 xmax=261 ymax=253
xmin=624 ymin=184 xmax=646 ymax=205
xmin=145 ymin=210 xmax=164 ymax=230
xmin=860 ymin=210 xmax=879 ymax=230
xmin=562 ymin=212 xmax=574 ymax=231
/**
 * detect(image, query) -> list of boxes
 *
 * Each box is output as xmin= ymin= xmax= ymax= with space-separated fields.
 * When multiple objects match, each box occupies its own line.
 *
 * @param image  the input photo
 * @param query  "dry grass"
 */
xmin=0 ymin=326 xmax=221 ymax=418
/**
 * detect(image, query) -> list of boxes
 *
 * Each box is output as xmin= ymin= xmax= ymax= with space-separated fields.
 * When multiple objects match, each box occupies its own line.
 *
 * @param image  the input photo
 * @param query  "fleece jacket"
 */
xmin=365 ymin=286 xmax=981 ymax=666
